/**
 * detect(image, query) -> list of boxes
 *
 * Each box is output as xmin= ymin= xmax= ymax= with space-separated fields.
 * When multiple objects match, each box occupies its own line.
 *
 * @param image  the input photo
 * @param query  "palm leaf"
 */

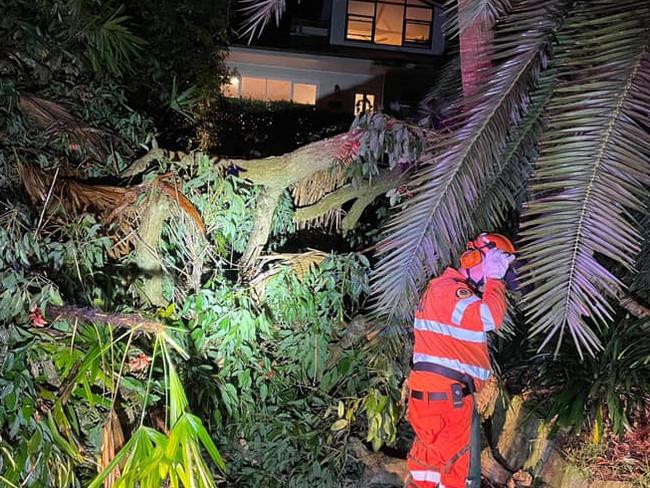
xmin=471 ymin=70 xmax=556 ymax=231
xmin=519 ymin=0 xmax=650 ymax=356
xmin=629 ymin=200 xmax=650 ymax=302
xmin=237 ymin=0 xmax=286 ymax=43
xmin=371 ymin=0 xmax=569 ymax=320
xmin=446 ymin=0 xmax=513 ymax=38
xmin=82 ymin=6 xmax=145 ymax=77
xmin=418 ymin=54 xmax=462 ymax=128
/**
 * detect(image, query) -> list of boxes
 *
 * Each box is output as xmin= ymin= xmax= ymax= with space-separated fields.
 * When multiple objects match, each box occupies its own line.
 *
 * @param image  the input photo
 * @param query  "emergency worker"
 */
xmin=405 ymin=233 xmax=516 ymax=488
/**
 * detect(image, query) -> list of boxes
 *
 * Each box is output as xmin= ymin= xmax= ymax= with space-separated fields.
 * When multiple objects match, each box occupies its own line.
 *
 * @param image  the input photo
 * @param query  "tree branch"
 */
xmin=45 ymin=305 xmax=166 ymax=335
xmin=239 ymin=186 xmax=284 ymax=270
xmin=221 ymin=129 xmax=363 ymax=189
xmin=117 ymin=125 xmax=408 ymax=271
xmin=293 ymin=170 xmax=405 ymax=232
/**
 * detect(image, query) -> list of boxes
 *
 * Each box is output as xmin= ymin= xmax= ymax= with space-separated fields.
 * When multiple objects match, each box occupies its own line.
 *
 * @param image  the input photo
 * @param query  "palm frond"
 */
xmin=371 ymin=0 xmax=569 ymax=320
xmin=519 ymin=0 xmax=650 ymax=356
xmin=18 ymin=94 xmax=109 ymax=158
xmin=446 ymin=0 xmax=513 ymax=38
xmin=418 ymin=54 xmax=462 ymax=128
xmin=629 ymin=200 xmax=650 ymax=302
xmin=470 ymin=71 xmax=555 ymax=231
xmin=237 ymin=0 xmax=286 ymax=44
xmin=82 ymin=5 xmax=145 ymax=77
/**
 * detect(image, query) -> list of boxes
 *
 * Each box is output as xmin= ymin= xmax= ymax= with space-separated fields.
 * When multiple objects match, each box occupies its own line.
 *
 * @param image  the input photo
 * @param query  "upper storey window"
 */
xmin=346 ymin=0 xmax=433 ymax=48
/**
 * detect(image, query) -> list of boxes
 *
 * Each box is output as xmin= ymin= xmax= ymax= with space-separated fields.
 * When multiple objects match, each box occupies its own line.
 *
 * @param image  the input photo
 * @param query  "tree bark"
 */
xmin=239 ymin=186 xmax=284 ymax=271
xmin=135 ymin=194 xmax=170 ymax=307
xmin=348 ymin=437 xmax=408 ymax=487
xmin=458 ymin=0 xmax=495 ymax=99
xmin=45 ymin=305 xmax=166 ymax=335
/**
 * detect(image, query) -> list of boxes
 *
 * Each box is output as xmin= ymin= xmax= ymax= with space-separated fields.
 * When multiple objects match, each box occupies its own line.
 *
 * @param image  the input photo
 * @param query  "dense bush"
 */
xmin=212 ymin=98 xmax=352 ymax=158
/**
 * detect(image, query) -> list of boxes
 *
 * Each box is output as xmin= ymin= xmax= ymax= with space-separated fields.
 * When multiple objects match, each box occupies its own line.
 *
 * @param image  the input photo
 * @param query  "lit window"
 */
xmin=241 ymin=76 xmax=267 ymax=100
xmin=354 ymin=93 xmax=375 ymax=115
xmin=267 ymin=79 xmax=292 ymax=101
xmin=375 ymin=4 xmax=404 ymax=46
xmin=405 ymin=6 xmax=433 ymax=44
xmin=293 ymin=83 xmax=317 ymax=105
xmin=222 ymin=76 xmax=240 ymax=97
xmin=347 ymin=1 xmax=374 ymax=41
xmin=224 ymin=76 xmax=317 ymax=105
xmin=345 ymin=0 xmax=433 ymax=48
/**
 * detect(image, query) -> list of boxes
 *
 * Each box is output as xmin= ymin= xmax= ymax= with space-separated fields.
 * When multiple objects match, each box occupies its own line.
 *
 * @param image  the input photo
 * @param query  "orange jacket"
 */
xmin=410 ymin=268 xmax=507 ymax=392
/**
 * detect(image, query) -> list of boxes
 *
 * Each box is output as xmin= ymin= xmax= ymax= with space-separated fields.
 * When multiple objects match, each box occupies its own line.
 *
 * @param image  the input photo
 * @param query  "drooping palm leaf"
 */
xmin=471 ymin=71 xmax=556 ymax=231
xmin=629 ymin=200 xmax=650 ymax=303
xmin=418 ymin=54 xmax=463 ymax=127
xmin=519 ymin=0 xmax=650 ymax=356
xmin=446 ymin=0 xmax=513 ymax=38
xmin=82 ymin=5 xmax=145 ymax=77
xmin=237 ymin=0 xmax=286 ymax=43
xmin=372 ymin=0 xmax=569 ymax=320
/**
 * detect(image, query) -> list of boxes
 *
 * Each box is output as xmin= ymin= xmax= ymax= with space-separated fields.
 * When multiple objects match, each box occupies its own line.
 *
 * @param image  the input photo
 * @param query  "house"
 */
xmin=223 ymin=0 xmax=446 ymax=116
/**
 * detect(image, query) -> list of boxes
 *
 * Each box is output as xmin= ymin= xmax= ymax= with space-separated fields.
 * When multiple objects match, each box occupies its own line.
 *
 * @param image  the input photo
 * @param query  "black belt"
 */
xmin=412 ymin=362 xmax=476 ymax=395
xmin=411 ymin=390 xmax=448 ymax=401
xmin=410 ymin=384 xmax=469 ymax=408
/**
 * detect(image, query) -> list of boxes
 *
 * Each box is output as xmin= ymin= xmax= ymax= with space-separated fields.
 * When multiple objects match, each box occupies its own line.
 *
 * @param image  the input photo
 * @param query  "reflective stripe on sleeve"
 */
xmin=412 ymin=353 xmax=491 ymax=381
xmin=479 ymin=304 xmax=496 ymax=331
xmin=451 ymin=296 xmax=480 ymax=325
xmin=410 ymin=470 xmax=441 ymax=483
xmin=414 ymin=319 xmax=486 ymax=343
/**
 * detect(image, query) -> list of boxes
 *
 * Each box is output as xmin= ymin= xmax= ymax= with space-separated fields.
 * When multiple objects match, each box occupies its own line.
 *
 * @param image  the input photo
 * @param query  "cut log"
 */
xmin=348 ymin=437 xmax=408 ymax=487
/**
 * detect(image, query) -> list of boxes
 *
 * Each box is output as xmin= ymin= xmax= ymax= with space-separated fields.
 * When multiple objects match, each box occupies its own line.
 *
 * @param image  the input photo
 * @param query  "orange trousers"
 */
xmin=406 ymin=372 xmax=476 ymax=488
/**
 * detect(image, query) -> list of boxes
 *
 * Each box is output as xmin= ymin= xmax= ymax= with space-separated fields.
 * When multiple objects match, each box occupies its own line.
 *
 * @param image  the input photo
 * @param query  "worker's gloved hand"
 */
xmin=482 ymin=249 xmax=515 ymax=280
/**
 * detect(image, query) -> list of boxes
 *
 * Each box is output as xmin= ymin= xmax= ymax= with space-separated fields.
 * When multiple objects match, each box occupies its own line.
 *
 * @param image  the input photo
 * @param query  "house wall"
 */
xmin=225 ymin=47 xmax=388 ymax=113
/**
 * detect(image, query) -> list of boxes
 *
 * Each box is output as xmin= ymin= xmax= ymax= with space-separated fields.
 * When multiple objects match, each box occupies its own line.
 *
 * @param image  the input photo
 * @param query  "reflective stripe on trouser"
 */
xmin=406 ymin=380 xmax=477 ymax=488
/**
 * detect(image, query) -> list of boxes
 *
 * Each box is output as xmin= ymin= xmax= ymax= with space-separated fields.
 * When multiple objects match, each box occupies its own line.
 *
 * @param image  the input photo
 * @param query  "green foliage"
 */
xmin=79 ymin=4 xmax=146 ymax=78
xmin=348 ymin=113 xmax=423 ymax=186
xmin=1 ymin=0 xmax=229 ymax=149
xmin=162 ymin=251 xmax=403 ymax=486
xmin=212 ymin=98 xmax=352 ymax=156
xmin=0 ymin=3 xmax=407 ymax=487
xmin=529 ymin=317 xmax=650 ymax=436
xmin=90 ymin=341 xmax=224 ymax=488
xmin=0 ymin=146 xmax=400 ymax=487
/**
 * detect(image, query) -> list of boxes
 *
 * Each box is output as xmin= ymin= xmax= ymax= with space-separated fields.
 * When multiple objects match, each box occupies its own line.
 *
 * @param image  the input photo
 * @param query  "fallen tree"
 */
xmin=23 ymin=106 xmax=423 ymax=275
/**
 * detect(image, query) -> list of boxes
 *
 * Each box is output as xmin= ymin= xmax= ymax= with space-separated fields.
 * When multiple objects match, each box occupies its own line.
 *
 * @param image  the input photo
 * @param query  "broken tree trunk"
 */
xmin=135 ymin=193 xmax=170 ymax=307
xmin=222 ymin=129 xmax=403 ymax=268
xmin=44 ymin=305 xmax=166 ymax=335
xmin=119 ymin=124 xmax=414 ymax=271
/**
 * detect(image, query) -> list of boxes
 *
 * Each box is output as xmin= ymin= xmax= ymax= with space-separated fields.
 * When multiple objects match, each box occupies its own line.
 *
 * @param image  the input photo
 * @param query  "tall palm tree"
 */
xmin=239 ymin=0 xmax=650 ymax=356
xmin=372 ymin=0 xmax=650 ymax=356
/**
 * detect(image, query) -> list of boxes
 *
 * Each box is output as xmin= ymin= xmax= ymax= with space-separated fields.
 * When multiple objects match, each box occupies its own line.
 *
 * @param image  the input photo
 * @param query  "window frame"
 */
xmin=344 ymin=0 xmax=433 ymax=49
xmin=226 ymin=75 xmax=318 ymax=105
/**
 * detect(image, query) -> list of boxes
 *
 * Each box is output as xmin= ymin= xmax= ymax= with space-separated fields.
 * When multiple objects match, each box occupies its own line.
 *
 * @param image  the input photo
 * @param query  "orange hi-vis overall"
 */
xmin=406 ymin=268 xmax=507 ymax=488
